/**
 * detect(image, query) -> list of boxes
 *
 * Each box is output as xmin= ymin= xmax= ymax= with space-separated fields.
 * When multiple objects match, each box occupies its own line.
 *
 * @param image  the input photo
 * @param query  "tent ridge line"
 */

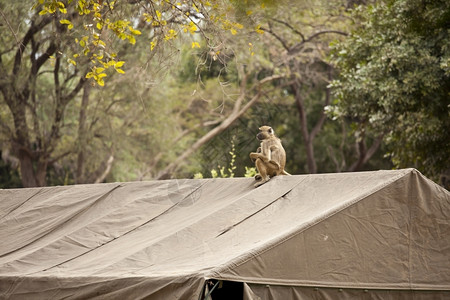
xmin=208 ymin=169 xmax=413 ymax=277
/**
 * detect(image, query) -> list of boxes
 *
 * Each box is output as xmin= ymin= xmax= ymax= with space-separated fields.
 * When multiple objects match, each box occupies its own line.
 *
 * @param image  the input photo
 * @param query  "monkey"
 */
xmin=249 ymin=125 xmax=290 ymax=187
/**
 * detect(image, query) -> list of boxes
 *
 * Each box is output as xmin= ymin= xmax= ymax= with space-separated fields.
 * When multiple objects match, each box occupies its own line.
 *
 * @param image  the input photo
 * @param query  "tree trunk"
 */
xmin=348 ymin=134 xmax=383 ymax=172
xmin=17 ymin=150 xmax=38 ymax=187
xmin=292 ymin=80 xmax=317 ymax=174
xmin=76 ymin=84 xmax=90 ymax=183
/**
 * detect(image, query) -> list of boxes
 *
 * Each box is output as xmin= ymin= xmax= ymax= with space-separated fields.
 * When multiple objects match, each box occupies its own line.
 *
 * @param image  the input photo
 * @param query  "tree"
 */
xmin=0 ymin=1 xmax=87 ymax=187
xmin=243 ymin=0 xmax=384 ymax=174
xmin=330 ymin=0 xmax=450 ymax=182
xmin=0 ymin=0 xmax=268 ymax=186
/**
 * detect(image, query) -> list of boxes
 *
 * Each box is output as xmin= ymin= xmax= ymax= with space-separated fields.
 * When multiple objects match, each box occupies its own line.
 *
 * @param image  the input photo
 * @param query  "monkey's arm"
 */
xmin=250 ymin=150 xmax=280 ymax=170
xmin=250 ymin=152 xmax=266 ymax=162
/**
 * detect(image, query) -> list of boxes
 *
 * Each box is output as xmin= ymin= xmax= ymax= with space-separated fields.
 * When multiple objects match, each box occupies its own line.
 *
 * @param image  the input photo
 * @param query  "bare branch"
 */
xmin=261 ymin=23 xmax=290 ymax=51
xmin=348 ymin=134 xmax=384 ymax=172
xmin=288 ymin=30 xmax=348 ymax=55
xmin=0 ymin=8 xmax=20 ymax=47
xmin=13 ymin=16 xmax=52 ymax=76
xmin=94 ymin=155 xmax=114 ymax=183
xmin=156 ymin=74 xmax=283 ymax=179
xmin=269 ymin=17 xmax=306 ymax=42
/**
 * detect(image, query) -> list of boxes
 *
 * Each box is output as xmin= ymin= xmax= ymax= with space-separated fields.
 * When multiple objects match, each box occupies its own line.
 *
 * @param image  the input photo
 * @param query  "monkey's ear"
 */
xmin=269 ymin=127 xmax=274 ymax=135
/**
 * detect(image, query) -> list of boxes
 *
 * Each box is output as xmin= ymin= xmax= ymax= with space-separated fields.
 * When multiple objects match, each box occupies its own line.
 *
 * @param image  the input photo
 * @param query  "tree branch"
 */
xmin=310 ymin=66 xmax=332 ymax=140
xmin=13 ymin=16 xmax=52 ymax=76
xmin=261 ymin=23 xmax=290 ymax=51
xmin=288 ymin=30 xmax=348 ymax=55
xmin=156 ymin=74 xmax=283 ymax=179
xmin=0 ymin=8 xmax=20 ymax=48
xmin=269 ymin=17 xmax=306 ymax=42
xmin=348 ymin=134 xmax=384 ymax=171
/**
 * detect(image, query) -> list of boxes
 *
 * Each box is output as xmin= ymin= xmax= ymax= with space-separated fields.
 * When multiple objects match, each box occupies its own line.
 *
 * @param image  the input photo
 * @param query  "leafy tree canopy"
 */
xmin=330 ymin=0 xmax=450 ymax=179
xmin=35 ymin=0 xmax=270 ymax=86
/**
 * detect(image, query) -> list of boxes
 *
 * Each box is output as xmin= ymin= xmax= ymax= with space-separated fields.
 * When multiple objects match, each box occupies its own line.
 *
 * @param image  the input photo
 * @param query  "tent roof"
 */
xmin=1 ymin=169 xmax=449 ymax=299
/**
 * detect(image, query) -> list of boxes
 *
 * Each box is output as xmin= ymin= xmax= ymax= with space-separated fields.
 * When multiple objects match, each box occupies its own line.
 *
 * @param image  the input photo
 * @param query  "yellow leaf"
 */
xmin=128 ymin=35 xmax=136 ymax=45
xmin=230 ymin=28 xmax=237 ymax=35
xmin=86 ymin=72 xmax=94 ymax=79
xmin=68 ymin=59 xmax=77 ymax=66
xmin=150 ymin=41 xmax=157 ymax=51
xmin=95 ymin=67 xmax=105 ymax=73
xmin=115 ymin=61 xmax=125 ymax=68
xmin=115 ymin=68 xmax=125 ymax=74
xmin=96 ymin=22 xmax=102 ymax=30
xmin=129 ymin=27 xmax=141 ymax=35
xmin=164 ymin=29 xmax=177 ymax=41
xmin=255 ymin=25 xmax=264 ymax=34
xmin=189 ymin=22 xmax=197 ymax=34
xmin=191 ymin=42 xmax=200 ymax=48
xmin=97 ymin=78 xmax=105 ymax=86
xmin=246 ymin=10 xmax=252 ymax=16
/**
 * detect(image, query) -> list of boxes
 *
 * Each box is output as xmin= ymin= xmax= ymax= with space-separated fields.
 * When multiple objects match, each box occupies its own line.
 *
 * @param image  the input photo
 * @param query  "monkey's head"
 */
xmin=257 ymin=125 xmax=275 ymax=141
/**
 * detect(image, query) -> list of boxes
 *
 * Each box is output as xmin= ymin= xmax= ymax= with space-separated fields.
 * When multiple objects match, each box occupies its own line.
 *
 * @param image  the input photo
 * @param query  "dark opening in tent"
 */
xmin=1 ymin=169 xmax=449 ymax=299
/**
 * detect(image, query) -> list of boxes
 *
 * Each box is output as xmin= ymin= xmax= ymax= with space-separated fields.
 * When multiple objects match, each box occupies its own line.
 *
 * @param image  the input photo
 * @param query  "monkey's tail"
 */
xmin=281 ymin=170 xmax=291 ymax=176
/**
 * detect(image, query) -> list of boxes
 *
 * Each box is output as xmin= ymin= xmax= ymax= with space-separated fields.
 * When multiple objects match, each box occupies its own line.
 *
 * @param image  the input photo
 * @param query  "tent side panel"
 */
xmin=409 ymin=170 xmax=450 ymax=287
xmin=214 ymin=173 xmax=450 ymax=290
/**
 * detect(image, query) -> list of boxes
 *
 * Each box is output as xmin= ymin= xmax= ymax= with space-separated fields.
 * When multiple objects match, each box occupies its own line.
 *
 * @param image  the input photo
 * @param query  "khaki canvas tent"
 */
xmin=0 ymin=169 xmax=449 ymax=299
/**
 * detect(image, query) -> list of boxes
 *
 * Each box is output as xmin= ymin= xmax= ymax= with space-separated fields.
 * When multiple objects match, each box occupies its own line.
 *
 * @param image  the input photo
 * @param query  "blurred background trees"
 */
xmin=0 ymin=0 xmax=448 ymax=188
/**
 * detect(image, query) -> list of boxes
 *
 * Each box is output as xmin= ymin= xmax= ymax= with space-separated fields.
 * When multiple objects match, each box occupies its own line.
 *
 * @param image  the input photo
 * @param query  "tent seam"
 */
xmin=1 ymin=184 xmax=123 ymax=260
xmin=26 ymin=181 xmax=209 ymax=275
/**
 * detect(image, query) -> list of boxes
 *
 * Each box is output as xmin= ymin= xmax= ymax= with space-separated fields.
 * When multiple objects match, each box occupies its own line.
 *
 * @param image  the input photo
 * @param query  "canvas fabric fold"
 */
xmin=1 ymin=169 xmax=449 ymax=299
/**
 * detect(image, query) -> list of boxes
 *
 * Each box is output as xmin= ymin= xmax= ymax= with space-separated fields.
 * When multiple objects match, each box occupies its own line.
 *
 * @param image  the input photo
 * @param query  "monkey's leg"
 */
xmin=254 ymin=159 xmax=269 ymax=187
xmin=267 ymin=160 xmax=280 ymax=170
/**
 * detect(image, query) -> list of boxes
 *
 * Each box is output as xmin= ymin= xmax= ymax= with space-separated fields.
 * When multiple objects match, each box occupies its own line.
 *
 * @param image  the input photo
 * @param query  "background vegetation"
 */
xmin=0 ymin=0 xmax=448 ymax=189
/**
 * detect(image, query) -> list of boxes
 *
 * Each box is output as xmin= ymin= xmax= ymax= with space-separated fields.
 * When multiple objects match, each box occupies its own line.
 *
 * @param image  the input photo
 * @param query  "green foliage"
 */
xmin=330 ymin=0 xmax=450 ymax=178
xmin=244 ymin=166 xmax=257 ymax=178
